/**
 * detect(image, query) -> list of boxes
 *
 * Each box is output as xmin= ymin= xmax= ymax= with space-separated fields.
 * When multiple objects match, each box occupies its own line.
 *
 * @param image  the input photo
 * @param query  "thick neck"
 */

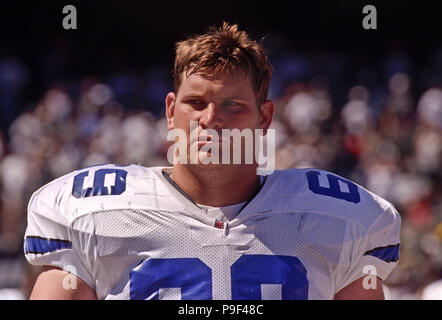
xmin=169 ymin=164 xmax=260 ymax=207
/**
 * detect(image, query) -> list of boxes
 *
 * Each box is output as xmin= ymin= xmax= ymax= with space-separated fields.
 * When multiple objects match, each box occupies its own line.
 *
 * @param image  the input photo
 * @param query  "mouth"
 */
xmin=199 ymin=135 xmax=212 ymax=141
xmin=191 ymin=134 xmax=223 ymax=143
xmin=197 ymin=136 xmax=219 ymax=144
xmin=193 ymin=136 xmax=226 ymax=150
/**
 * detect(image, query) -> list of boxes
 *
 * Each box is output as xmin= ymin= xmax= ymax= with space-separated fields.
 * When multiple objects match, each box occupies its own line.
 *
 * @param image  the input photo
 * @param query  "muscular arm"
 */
xmin=334 ymin=276 xmax=384 ymax=300
xmin=29 ymin=266 xmax=97 ymax=300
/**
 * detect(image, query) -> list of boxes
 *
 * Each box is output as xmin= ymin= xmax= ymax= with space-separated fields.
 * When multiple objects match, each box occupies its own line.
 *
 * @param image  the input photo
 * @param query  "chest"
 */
xmin=84 ymin=209 xmax=346 ymax=299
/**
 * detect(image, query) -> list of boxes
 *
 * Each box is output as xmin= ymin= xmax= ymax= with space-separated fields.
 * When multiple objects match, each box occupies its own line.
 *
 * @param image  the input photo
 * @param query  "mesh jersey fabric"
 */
xmin=24 ymin=164 xmax=401 ymax=299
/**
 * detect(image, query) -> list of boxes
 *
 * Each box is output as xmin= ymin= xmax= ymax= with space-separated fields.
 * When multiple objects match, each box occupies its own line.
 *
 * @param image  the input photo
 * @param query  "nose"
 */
xmin=199 ymin=102 xmax=223 ymax=129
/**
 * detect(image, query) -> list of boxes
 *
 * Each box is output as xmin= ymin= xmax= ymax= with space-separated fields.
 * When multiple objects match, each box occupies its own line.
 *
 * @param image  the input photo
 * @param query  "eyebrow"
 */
xmin=222 ymin=96 xmax=248 ymax=101
xmin=181 ymin=94 xmax=249 ymax=101
xmin=181 ymin=94 xmax=205 ymax=99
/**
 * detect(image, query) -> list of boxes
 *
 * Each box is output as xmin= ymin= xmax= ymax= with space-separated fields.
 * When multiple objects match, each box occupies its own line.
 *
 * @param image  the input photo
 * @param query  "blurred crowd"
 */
xmin=0 ymin=44 xmax=441 ymax=299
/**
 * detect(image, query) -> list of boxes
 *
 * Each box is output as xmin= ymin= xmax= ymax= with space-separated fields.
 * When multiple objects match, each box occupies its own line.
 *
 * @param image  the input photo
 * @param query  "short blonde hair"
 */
xmin=173 ymin=22 xmax=273 ymax=105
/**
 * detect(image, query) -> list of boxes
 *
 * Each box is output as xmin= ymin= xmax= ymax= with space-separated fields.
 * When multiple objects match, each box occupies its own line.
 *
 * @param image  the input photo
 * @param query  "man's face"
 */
xmin=166 ymin=70 xmax=273 ymax=167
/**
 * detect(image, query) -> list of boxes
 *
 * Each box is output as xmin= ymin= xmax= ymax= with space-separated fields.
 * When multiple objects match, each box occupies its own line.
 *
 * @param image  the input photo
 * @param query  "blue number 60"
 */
xmin=72 ymin=168 xmax=127 ymax=198
xmin=306 ymin=170 xmax=360 ymax=203
xmin=129 ymin=254 xmax=308 ymax=300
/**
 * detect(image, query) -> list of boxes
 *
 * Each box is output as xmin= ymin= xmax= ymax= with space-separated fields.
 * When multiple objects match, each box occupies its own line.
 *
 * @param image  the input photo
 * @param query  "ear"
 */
xmin=259 ymin=99 xmax=274 ymax=132
xmin=165 ymin=92 xmax=176 ymax=129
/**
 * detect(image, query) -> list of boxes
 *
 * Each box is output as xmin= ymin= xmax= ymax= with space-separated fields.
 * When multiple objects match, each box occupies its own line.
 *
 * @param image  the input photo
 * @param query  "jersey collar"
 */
xmin=151 ymin=167 xmax=281 ymax=227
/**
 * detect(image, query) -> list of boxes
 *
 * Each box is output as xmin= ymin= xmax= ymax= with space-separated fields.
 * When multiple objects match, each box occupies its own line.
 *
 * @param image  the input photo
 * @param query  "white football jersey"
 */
xmin=24 ymin=164 xmax=401 ymax=300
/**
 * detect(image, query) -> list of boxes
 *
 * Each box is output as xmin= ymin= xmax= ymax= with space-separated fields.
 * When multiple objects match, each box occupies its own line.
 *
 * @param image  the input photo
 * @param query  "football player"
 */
xmin=24 ymin=23 xmax=401 ymax=300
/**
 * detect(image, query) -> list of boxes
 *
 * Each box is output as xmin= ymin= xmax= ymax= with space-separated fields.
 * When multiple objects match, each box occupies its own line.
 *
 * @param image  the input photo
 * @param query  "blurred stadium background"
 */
xmin=0 ymin=1 xmax=441 ymax=299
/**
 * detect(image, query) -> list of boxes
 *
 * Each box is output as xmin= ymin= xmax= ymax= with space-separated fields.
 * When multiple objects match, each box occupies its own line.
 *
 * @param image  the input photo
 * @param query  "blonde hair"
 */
xmin=173 ymin=22 xmax=273 ymax=105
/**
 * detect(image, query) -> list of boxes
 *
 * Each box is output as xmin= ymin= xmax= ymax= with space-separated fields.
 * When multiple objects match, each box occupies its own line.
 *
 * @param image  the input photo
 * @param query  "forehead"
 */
xmin=177 ymin=71 xmax=255 ymax=99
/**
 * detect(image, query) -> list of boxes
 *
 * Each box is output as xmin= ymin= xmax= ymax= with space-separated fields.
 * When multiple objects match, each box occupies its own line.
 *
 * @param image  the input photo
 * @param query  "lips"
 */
xmin=198 ymin=135 xmax=213 ymax=142
xmin=192 ymin=136 xmax=226 ymax=153
xmin=197 ymin=137 xmax=222 ymax=146
xmin=190 ymin=134 xmax=225 ymax=143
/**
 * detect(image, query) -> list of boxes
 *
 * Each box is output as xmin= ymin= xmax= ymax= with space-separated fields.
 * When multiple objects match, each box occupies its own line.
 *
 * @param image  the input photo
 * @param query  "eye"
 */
xmin=224 ymin=101 xmax=244 ymax=110
xmin=225 ymin=101 xmax=240 ymax=107
xmin=186 ymin=99 xmax=206 ymax=109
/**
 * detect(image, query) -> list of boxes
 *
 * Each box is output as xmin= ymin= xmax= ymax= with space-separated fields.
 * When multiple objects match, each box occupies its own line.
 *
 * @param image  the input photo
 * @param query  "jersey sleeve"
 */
xmin=23 ymin=176 xmax=96 ymax=290
xmin=334 ymin=202 xmax=401 ymax=294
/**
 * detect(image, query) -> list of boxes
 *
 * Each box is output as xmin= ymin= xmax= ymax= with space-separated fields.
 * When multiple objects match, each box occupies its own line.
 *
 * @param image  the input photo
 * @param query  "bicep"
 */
xmin=334 ymin=276 xmax=384 ymax=300
xmin=29 ymin=266 xmax=97 ymax=300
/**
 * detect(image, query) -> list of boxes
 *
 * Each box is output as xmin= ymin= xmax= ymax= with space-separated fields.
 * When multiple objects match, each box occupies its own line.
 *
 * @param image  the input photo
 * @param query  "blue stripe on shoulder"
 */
xmin=364 ymin=244 xmax=400 ymax=263
xmin=24 ymin=236 xmax=72 ymax=254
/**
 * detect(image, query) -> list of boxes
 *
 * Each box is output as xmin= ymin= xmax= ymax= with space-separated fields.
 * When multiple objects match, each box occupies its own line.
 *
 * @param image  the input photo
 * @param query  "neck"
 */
xmin=169 ymin=164 xmax=260 ymax=207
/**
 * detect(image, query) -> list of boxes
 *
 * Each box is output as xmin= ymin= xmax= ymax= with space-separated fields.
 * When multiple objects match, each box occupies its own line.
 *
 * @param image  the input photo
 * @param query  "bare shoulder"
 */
xmin=30 ymin=266 xmax=97 ymax=300
xmin=334 ymin=276 xmax=385 ymax=300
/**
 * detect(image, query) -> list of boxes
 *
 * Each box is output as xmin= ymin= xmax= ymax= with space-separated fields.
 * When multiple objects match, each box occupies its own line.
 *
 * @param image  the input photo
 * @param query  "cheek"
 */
xmin=173 ymin=105 xmax=193 ymax=126
xmin=229 ymin=110 xmax=261 ymax=129
xmin=174 ymin=108 xmax=205 ymax=137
